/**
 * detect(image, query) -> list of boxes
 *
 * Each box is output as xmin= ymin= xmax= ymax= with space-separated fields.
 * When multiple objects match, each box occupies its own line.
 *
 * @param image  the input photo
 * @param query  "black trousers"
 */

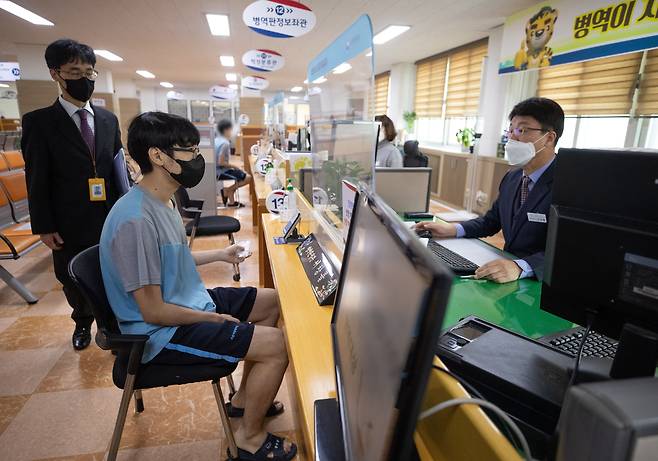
xmin=52 ymin=245 xmax=94 ymax=329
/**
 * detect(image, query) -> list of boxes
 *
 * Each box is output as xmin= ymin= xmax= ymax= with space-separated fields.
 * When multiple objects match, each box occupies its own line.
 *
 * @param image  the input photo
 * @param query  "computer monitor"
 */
xmin=374 ymin=167 xmax=432 ymax=213
xmin=298 ymin=167 xmax=314 ymax=203
xmin=331 ymin=190 xmax=453 ymax=461
xmin=542 ymin=148 xmax=658 ymax=340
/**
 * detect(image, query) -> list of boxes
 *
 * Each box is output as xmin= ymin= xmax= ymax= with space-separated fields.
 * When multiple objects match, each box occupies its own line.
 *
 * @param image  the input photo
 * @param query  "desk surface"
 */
xmin=262 ymin=213 xmax=557 ymax=460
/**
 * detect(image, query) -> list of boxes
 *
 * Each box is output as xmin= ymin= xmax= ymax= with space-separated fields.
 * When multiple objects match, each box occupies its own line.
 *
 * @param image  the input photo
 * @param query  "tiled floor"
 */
xmin=0 ymin=191 xmax=297 ymax=461
xmin=0 ymin=166 xmax=502 ymax=460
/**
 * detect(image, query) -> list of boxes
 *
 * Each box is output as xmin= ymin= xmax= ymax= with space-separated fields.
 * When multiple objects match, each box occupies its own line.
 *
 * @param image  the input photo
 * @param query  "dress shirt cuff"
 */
xmin=514 ymin=259 xmax=534 ymax=279
xmin=455 ymin=224 xmax=466 ymax=238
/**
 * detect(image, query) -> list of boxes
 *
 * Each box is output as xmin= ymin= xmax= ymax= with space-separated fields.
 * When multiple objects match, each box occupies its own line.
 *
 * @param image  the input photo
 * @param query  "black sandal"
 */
xmin=234 ymin=433 xmax=297 ymax=461
xmin=227 ymin=201 xmax=245 ymax=208
xmin=226 ymin=400 xmax=284 ymax=418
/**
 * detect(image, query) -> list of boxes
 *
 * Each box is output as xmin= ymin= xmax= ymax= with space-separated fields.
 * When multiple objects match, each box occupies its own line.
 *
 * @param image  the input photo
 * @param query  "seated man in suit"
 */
xmin=417 ymin=97 xmax=564 ymax=283
xmin=100 ymin=112 xmax=296 ymax=460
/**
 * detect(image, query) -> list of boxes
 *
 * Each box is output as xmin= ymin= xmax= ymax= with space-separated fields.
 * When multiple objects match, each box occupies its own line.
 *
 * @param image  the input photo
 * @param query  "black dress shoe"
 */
xmin=72 ymin=327 xmax=91 ymax=350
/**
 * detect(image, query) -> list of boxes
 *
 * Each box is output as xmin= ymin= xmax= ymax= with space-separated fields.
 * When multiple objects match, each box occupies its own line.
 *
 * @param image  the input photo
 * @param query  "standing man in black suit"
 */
xmin=22 ymin=39 xmax=128 ymax=350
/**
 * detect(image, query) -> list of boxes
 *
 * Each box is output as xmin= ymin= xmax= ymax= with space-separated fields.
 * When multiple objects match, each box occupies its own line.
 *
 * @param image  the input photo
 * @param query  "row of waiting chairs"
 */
xmin=0 ymin=151 xmax=41 ymax=304
xmin=0 ymin=150 xmax=25 ymax=171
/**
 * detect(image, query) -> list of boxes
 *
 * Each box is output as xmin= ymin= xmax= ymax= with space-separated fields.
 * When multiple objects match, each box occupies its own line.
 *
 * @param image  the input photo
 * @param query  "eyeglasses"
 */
xmin=56 ymin=68 xmax=99 ymax=81
xmin=171 ymin=146 xmax=200 ymax=160
xmin=505 ymin=126 xmax=547 ymax=137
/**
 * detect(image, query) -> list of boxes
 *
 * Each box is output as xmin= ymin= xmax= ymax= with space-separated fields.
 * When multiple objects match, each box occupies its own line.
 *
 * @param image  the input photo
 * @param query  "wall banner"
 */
xmin=499 ymin=0 xmax=658 ymax=74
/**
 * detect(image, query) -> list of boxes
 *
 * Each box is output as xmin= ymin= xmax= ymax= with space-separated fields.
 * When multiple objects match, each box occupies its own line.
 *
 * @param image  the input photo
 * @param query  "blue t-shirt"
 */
xmin=214 ymin=135 xmax=231 ymax=176
xmin=99 ymin=186 xmax=215 ymax=362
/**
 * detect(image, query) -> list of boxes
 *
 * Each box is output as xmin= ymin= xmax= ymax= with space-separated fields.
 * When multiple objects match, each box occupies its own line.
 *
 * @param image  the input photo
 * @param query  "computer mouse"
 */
xmin=415 ymin=229 xmax=434 ymax=239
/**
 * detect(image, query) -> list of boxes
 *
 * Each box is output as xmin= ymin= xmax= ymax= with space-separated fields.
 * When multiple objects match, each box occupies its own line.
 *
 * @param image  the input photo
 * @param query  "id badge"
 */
xmin=88 ymin=178 xmax=107 ymax=201
xmin=527 ymin=212 xmax=547 ymax=223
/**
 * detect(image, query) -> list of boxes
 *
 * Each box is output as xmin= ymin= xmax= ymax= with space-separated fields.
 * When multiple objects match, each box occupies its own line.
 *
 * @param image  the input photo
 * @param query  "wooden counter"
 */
xmin=261 ymin=213 xmax=521 ymax=461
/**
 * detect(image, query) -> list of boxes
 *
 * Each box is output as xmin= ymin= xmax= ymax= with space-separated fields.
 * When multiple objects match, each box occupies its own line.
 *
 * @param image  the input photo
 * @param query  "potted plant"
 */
xmin=456 ymin=128 xmax=475 ymax=153
xmin=403 ymin=111 xmax=417 ymax=133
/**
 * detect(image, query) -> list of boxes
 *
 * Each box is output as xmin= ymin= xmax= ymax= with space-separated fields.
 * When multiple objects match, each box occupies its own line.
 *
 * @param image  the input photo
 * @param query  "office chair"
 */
xmin=174 ymin=187 xmax=242 ymax=281
xmin=68 ymin=246 xmax=240 ymax=461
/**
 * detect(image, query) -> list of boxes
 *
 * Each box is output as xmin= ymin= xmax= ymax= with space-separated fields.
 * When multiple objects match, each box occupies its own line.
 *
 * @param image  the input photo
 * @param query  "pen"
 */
xmin=460 ymin=275 xmax=476 ymax=279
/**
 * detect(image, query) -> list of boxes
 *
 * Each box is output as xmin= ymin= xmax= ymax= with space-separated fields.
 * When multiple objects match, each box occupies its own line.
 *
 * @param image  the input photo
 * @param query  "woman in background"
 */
xmin=374 ymin=115 xmax=403 ymax=168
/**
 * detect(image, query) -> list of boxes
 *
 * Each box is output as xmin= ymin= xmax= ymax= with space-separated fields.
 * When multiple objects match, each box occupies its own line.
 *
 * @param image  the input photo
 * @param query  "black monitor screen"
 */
xmin=331 ymin=191 xmax=452 ymax=461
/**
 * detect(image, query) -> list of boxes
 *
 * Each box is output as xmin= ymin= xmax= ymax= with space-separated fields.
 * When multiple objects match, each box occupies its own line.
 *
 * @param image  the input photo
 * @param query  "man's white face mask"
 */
xmin=505 ymin=131 xmax=550 ymax=166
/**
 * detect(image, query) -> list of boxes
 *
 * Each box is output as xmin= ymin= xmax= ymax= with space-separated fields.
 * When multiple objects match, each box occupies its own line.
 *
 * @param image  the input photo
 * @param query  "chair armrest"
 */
xmin=97 ymin=332 xmax=149 ymax=375
xmin=0 ymin=233 xmax=18 ymax=259
xmin=188 ymin=199 xmax=204 ymax=209
xmin=182 ymin=207 xmax=203 ymax=215
xmin=96 ymin=331 xmax=148 ymax=351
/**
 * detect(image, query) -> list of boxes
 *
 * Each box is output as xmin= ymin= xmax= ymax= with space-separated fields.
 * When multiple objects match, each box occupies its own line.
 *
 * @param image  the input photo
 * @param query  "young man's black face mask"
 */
xmin=165 ymin=154 xmax=205 ymax=189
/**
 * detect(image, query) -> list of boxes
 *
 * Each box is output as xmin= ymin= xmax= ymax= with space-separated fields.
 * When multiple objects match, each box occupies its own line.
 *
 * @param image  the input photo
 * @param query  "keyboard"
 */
xmin=540 ymin=327 xmax=618 ymax=359
xmin=427 ymin=240 xmax=479 ymax=275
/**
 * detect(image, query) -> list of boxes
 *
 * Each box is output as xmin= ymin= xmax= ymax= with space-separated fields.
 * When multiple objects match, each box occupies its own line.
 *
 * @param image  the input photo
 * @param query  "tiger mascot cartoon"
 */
xmin=514 ymin=6 xmax=558 ymax=70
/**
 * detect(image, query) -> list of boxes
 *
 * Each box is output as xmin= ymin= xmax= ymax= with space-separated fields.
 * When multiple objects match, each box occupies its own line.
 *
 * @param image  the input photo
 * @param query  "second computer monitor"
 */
xmin=332 ymin=190 xmax=452 ymax=461
xmin=542 ymin=148 xmax=658 ymax=339
xmin=374 ymin=167 xmax=431 ymax=214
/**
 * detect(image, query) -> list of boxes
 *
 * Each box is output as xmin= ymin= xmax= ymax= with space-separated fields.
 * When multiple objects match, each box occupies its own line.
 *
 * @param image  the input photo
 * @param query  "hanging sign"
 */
xmin=0 ymin=62 xmax=20 ymax=81
xmin=499 ymin=0 xmax=658 ymax=74
xmin=209 ymin=85 xmax=236 ymax=100
xmin=243 ymin=0 xmax=316 ymax=38
xmin=238 ymin=114 xmax=251 ymax=126
xmin=242 ymin=49 xmax=285 ymax=72
xmin=242 ymin=75 xmax=270 ymax=91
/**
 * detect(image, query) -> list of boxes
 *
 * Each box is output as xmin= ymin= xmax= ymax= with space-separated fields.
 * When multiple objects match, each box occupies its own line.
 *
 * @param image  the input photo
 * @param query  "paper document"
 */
xmin=435 ymin=238 xmax=508 ymax=266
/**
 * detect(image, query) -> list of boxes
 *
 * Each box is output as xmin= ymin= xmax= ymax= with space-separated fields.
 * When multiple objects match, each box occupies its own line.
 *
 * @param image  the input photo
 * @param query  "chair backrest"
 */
xmin=0 ymin=171 xmax=29 ymax=222
xmin=68 ymin=245 xmax=121 ymax=339
xmin=2 ymin=151 xmax=25 ymax=169
xmin=174 ymin=187 xmax=196 ymax=220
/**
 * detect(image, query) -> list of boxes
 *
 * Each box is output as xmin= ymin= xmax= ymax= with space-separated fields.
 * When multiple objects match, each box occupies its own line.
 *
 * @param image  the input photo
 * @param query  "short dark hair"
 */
xmin=375 ymin=114 xmax=397 ymax=142
xmin=45 ymin=39 xmax=96 ymax=69
xmin=217 ymin=119 xmax=233 ymax=135
xmin=127 ymin=112 xmax=200 ymax=174
xmin=509 ymin=97 xmax=564 ymax=143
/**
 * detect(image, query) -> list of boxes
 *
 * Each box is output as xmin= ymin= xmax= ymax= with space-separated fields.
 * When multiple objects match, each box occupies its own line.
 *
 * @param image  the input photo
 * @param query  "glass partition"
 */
xmin=307 ymin=14 xmax=376 ymax=249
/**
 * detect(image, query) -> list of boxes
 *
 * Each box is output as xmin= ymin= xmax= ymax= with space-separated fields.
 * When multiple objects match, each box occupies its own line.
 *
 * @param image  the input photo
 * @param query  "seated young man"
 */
xmin=215 ymin=119 xmax=251 ymax=207
xmin=417 ymin=97 xmax=564 ymax=283
xmin=100 ymin=112 xmax=295 ymax=460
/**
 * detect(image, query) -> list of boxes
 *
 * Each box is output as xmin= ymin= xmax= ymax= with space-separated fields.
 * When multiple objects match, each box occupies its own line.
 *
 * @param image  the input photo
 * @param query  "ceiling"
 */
xmin=0 ymin=0 xmax=537 ymax=93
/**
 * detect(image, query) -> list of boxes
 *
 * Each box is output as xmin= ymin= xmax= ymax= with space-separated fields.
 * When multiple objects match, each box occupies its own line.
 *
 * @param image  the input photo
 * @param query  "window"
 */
xmin=190 ymin=100 xmax=210 ymax=123
xmin=167 ymin=99 xmax=187 ymax=119
xmin=538 ymin=53 xmax=641 ymax=116
xmin=414 ymin=39 xmax=487 ymax=146
xmin=537 ymin=50 xmax=658 ymax=150
xmin=374 ymin=72 xmax=390 ymax=116
xmin=445 ymin=41 xmax=488 ymax=118
xmin=645 ymin=118 xmax=658 ymax=149
xmin=637 ymin=48 xmax=658 ymax=117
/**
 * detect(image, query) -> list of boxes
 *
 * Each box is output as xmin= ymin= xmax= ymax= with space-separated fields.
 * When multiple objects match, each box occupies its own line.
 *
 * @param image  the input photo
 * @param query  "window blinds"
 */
xmin=414 ymin=57 xmax=447 ymax=118
xmin=444 ymin=40 xmax=488 ymax=117
xmin=537 ymin=52 xmax=642 ymax=116
xmin=374 ymin=72 xmax=390 ymax=116
xmin=637 ymin=48 xmax=658 ymax=116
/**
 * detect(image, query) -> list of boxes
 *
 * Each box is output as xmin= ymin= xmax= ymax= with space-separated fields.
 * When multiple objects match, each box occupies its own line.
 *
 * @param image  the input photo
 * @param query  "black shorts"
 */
xmin=149 ymin=287 xmax=257 ymax=366
xmin=218 ymin=168 xmax=247 ymax=181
